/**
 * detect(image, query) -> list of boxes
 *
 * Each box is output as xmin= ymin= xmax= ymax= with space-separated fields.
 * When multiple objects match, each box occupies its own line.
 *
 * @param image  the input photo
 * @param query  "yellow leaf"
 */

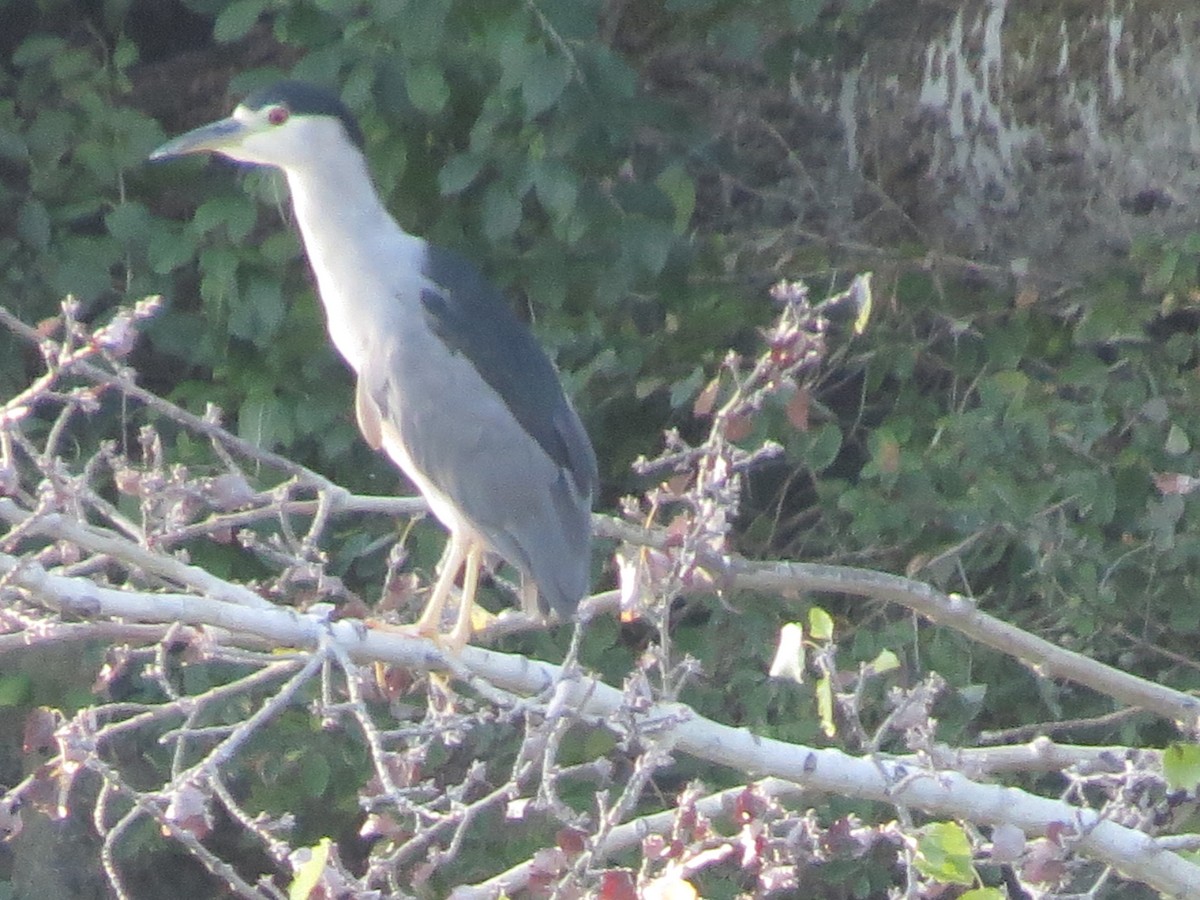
xmin=288 ymin=837 xmax=331 ymax=900
xmin=808 ymin=607 xmax=834 ymax=642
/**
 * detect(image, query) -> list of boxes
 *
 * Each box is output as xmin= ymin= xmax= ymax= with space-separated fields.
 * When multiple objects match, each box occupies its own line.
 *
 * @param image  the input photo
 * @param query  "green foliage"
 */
xmin=0 ymin=675 xmax=30 ymax=707
xmin=731 ymin=252 xmax=1200 ymax=737
xmin=914 ymin=821 xmax=976 ymax=885
xmin=1163 ymin=743 xmax=1200 ymax=792
xmin=959 ymin=889 xmax=1006 ymax=900
xmin=0 ymin=25 xmax=167 ymax=391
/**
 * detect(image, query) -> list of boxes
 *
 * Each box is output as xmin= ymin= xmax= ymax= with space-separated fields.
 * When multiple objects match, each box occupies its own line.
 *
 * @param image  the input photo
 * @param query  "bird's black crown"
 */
xmin=241 ymin=80 xmax=365 ymax=150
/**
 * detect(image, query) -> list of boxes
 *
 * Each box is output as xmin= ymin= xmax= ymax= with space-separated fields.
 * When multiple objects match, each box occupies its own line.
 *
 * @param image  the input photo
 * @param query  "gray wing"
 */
xmin=418 ymin=244 xmax=598 ymax=500
xmin=358 ymin=253 xmax=596 ymax=616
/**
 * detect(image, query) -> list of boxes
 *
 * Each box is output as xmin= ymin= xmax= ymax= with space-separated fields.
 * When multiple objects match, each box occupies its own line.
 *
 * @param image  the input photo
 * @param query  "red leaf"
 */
xmin=598 ymin=870 xmax=638 ymax=900
xmin=732 ymin=786 xmax=766 ymax=824
xmin=557 ymin=827 xmax=587 ymax=856
xmin=1045 ymin=821 xmax=1071 ymax=845
xmin=643 ymin=833 xmax=667 ymax=860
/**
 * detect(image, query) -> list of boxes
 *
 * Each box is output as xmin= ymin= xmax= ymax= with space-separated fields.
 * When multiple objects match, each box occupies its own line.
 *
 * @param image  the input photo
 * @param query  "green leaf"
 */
xmin=192 ymin=195 xmax=258 ymax=242
xmin=148 ymin=227 xmax=195 ymax=275
xmin=299 ymin=750 xmax=331 ymax=797
xmin=805 ymin=423 xmax=842 ymax=472
xmin=405 ymin=63 xmax=450 ymax=115
xmin=481 ymin=182 xmax=523 ymax=244
xmin=51 ymin=236 xmax=121 ymax=301
xmin=438 ymin=153 xmax=485 ymax=196
xmin=229 ymin=277 xmax=285 ymax=346
xmin=815 ymin=673 xmax=835 ymax=737
xmin=914 ymin=822 xmax=975 ymax=885
xmin=288 ymin=837 xmax=331 ymax=900
xmin=0 ymin=127 xmax=29 ymax=162
xmin=0 ymin=674 xmax=31 ymax=707
xmin=113 ymin=36 xmax=139 ymax=71
xmin=1164 ymin=743 xmax=1200 ymax=791
xmin=105 ymin=202 xmax=152 ymax=247
xmin=532 ymin=159 xmax=578 ymax=223
xmin=622 ymin=218 xmax=674 ymax=276
xmin=213 ymin=0 xmax=267 ymax=43
xmin=958 ymin=890 xmax=1006 ymax=900
xmin=49 ymin=48 xmax=94 ymax=83
xmin=17 ymin=199 xmax=51 ymax=250
xmin=310 ymin=0 xmax=359 ymax=13
xmin=238 ymin=389 xmax=291 ymax=450
xmin=496 ymin=27 xmax=535 ymax=92
xmin=866 ymin=649 xmax=900 ymax=676
xmin=260 ymin=231 xmax=300 ymax=265
xmin=808 ymin=606 xmax=834 ymax=641
xmin=1166 ymin=423 xmax=1191 ymax=456
xmin=12 ymin=35 xmax=66 ymax=67
xmin=655 ymin=165 xmax=696 ymax=233
xmin=200 ymin=246 xmax=239 ymax=305
xmin=522 ymin=51 xmax=572 ymax=117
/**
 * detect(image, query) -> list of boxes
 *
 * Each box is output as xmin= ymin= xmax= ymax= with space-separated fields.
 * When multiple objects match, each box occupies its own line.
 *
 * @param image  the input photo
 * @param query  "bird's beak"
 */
xmin=149 ymin=116 xmax=251 ymax=161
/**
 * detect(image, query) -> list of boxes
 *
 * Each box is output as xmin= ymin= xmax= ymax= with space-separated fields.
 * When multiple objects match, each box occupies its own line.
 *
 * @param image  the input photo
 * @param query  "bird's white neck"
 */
xmin=280 ymin=146 xmax=419 ymax=372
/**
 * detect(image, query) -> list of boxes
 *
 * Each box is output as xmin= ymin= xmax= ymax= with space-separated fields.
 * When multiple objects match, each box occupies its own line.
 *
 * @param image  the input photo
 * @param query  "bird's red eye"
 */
xmin=267 ymin=106 xmax=289 ymax=126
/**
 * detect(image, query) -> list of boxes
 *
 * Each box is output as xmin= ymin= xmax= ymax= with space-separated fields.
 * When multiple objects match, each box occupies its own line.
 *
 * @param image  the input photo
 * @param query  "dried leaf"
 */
xmin=35 ymin=316 xmax=61 ymax=338
xmin=875 ymin=433 xmax=901 ymax=474
xmin=0 ymin=794 xmax=23 ymax=841
xmin=786 ymin=385 xmax=810 ymax=431
xmin=1014 ymin=286 xmax=1039 ymax=309
xmin=990 ymin=823 xmax=1025 ymax=863
xmin=529 ymin=847 xmax=567 ymax=876
xmin=359 ymin=813 xmax=405 ymax=842
xmin=1153 ymin=472 xmax=1200 ymax=495
xmin=506 ymin=797 xmax=533 ymax=820
xmin=556 ymin=826 xmax=587 ymax=856
xmin=692 ymin=377 xmax=721 ymax=417
xmin=724 ymin=413 xmax=753 ymax=442
xmin=163 ymin=781 xmax=211 ymax=839
xmin=23 ymin=708 xmax=58 ymax=756
xmin=1022 ymin=837 xmax=1068 ymax=885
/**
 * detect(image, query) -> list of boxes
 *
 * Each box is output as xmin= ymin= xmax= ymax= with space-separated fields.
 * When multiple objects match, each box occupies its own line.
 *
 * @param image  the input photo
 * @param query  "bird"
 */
xmin=150 ymin=80 xmax=598 ymax=651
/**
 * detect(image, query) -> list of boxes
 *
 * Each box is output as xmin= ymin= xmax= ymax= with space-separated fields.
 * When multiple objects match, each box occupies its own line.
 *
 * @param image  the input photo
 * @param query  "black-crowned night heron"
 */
xmin=150 ymin=81 xmax=597 ymax=650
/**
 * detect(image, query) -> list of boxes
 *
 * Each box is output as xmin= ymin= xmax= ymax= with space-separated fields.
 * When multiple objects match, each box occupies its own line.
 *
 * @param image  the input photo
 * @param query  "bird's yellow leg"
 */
xmin=446 ymin=542 xmax=484 ymax=652
xmin=411 ymin=535 xmax=467 ymax=636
